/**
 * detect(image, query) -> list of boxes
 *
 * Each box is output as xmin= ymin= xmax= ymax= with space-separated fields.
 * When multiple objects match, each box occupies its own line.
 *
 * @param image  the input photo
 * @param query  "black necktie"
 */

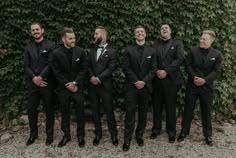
xmin=137 ymin=45 xmax=144 ymax=62
xmin=36 ymin=42 xmax=42 ymax=56
xmin=200 ymin=48 xmax=209 ymax=65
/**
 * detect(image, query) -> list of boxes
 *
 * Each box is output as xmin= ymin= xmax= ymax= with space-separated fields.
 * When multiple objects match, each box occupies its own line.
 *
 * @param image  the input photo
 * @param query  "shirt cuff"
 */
xmin=96 ymin=77 xmax=101 ymax=83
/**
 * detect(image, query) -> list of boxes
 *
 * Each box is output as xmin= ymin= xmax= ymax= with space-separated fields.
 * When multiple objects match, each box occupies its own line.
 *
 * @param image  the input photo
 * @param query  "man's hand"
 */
xmin=194 ymin=76 xmax=206 ymax=86
xmin=65 ymin=82 xmax=78 ymax=92
xmin=90 ymin=76 xmax=99 ymax=85
xmin=156 ymin=70 xmax=167 ymax=79
xmin=39 ymin=80 xmax=48 ymax=87
xmin=32 ymin=76 xmax=48 ymax=87
xmin=71 ymin=85 xmax=78 ymax=92
xmin=135 ymin=81 xmax=145 ymax=89
xmin=32 ymin=76 xmax=41 ymax=86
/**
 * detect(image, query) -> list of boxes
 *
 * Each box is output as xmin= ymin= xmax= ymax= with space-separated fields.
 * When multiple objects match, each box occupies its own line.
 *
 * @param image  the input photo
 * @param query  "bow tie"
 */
xmin=97 ymin=45 xmax=105 ymax=49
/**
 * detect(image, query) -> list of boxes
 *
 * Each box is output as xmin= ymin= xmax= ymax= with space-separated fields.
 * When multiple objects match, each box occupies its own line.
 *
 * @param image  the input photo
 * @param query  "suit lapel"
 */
xmin=91 ymin=48 xmax=97 ymax=64
xmin=96 ymin=49 xmax=103 ymax=62
xmin=140 ymin=46 xmax=147 ymax=66
xmin=205 ymin=47 xmax=216 ymax=67
xmin=96 ymin=47 xmax=108 ymax=63
xmin=206 ymin=47 xmax=214 ymax=61
xmin=31 ymin=43 xmax=38 ymax=59
xmin=156 ymin=42 xmax=163 ymax=59
xmin=38 ymin=41 xmax=46 ymax=57
xmin=60 ymin=48 xmax=71 ymax=72
xmin=162 ymin=39 xmax=173 ymax=59
xmin=132 ymin=45 xmax=141 ymax=66
xmin=72 ymin=48 xmax=77 ymax=70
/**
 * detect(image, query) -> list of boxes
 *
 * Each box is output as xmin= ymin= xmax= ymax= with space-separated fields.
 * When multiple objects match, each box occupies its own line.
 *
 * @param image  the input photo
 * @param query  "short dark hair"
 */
xmin=133 ymin=25 xmax=146 ymax=34
xmin=160 ymin=23 xmax=171 ymax=30
xmin=96 ymin=25 xmax=107 ymax=31
xmin=60 ymin=27 xmax=74 ymax=37
xmin=96 ymin=25 xmax=108 ymax=36
xmin=31 ymin=22 xmax=43 ymax=29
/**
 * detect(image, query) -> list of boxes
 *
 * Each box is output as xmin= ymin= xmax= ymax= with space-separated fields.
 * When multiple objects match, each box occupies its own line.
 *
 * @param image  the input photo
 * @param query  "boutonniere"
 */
xmin=42 ymin=50 xmax=48 ymax=53
xmin=102 ymin=49 xmax=107 ymax=54
xmin=210 ymin=58 xmax=215 ymax=61
xmin=75 ymin=58 xmax=80 ymax=62
xmin=171 ymin=46 xmax=175 ymax=50
xmin=147 ymin=56 xmax=151 ymax=59
xmin=100 ymin=49 xmax=108 ymax=58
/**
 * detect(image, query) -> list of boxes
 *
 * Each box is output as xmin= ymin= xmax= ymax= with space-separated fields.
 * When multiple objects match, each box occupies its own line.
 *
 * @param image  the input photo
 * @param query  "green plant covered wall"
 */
xmin=0 ymin=0 xmax=235 ymax=119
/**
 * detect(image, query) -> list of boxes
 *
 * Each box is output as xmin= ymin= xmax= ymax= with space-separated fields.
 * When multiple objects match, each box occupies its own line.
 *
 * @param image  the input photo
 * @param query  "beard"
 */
xmin=65 ymin=42 xmax=75 ymax=48
xmin=94 ymin=37 xmax=102 ymax=45
xmin=33 ymin=33 xmax=43 ymax=40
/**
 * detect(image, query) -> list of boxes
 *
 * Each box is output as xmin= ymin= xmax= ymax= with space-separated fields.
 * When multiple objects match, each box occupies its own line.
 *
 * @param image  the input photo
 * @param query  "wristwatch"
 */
xmin=72 ymin=81 xmax=77 ymax=85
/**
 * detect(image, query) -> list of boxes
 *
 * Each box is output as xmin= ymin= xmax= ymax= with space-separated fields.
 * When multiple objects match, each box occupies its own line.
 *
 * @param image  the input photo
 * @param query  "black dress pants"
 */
xmin=27 ymin=86 xmax=54 ymax=139
xmin=181 ymin=82 xmax=213 ymax=137
xmin=124 ymin=83 xmax=150 ymax=143
xmin=89 ymin=84 xmax=117 ymax=138
xmin=152 ymin=78 xmax=178 ymax=137
xmin=59 ymin=91 xmax=85 ymax=139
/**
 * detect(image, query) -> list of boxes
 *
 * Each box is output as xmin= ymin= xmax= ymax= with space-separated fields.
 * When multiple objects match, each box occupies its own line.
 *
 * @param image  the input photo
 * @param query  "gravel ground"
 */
xmin=0 ymin=112 xmax=236 ymax=158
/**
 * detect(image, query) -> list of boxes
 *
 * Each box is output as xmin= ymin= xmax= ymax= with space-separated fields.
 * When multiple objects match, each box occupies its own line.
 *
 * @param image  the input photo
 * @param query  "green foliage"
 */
xmin=0 ymin=0 xmax=236 ymax=119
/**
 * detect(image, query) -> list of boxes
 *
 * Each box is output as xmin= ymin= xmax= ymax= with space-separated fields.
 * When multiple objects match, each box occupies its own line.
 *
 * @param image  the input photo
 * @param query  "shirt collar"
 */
xmin=35 ymin=39 xmax=44 ymax=46
xmin=63 ymin=45 xmax=73 ymax=53
xmin=135 ymin=42 xmax=145 ymax=47
xmin=98 ymin=43 xmax=108 ymax=49
xmin=161 ymin=38 xmax=171 ymax=44
xmin=200 ymin=47 xmax=210 ymax=54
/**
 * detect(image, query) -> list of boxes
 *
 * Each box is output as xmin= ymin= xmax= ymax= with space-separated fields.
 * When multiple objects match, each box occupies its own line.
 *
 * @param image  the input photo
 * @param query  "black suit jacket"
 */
xmin=50 ymin=46 xmax=87 ymax=94
xmin=186 ymin=47 xmax=222 ymax=88
xmin=153 ymin=39 xmax=184 ymax=85
xmin=123 ymin=44 xmax=156 ymax=93
xmin=88 ymin=46 xmax=116 ymax=90
xmin=24 ymin=39 xmax=55 ymax=87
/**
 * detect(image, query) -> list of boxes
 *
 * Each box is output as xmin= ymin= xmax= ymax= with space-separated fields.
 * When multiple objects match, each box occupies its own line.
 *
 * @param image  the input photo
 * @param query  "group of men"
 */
xmin=24 ymin=22 xmax=222 ymax=151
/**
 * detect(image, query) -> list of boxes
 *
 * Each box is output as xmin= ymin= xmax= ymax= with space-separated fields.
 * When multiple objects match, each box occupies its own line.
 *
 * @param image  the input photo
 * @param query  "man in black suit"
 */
xmin=88 ymin=26 xmax=118 ymax=146
xmin=122 ymin=25 xmax=156 ymax=151
xmin=50 ymin=27 xmax=87 ymax=147
xmin=150 ymin=24 xmax=184 ymax=143
xmin=178 ymin=30 xmax=222 ymax=146
xmin=24 ymin=22 xmax=55 ymax=146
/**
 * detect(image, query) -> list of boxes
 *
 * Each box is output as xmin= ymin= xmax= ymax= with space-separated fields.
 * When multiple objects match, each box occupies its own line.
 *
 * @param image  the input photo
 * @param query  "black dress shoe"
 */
xmin=78 ymin=138 xmax=85 ymax=147
xmin=26 ymin=136 xmax=37 ymax=146
xmin=150 ymin=132 xmax=160 ymax=139
xmin=58 ymin=137 xmax=71 ymax=147
xmin=168 ymin=136 xmax=175 ymax=143
xmin=136 ymin=138 xmax=144 ymax=146
xmin=93 ymin=136 xmax=100 ymax=146
xmin=177 ymin=133 xmax=187 ymax=142
xmin=111 ymin=137 xmax=119 ymax=146
xmin=46 ymin=138 xmax=53 ymax=146
xmin=205 ymin=136 xmax=213 ymax=146
xmin=122 ymin=142 xmax=130 ymax=152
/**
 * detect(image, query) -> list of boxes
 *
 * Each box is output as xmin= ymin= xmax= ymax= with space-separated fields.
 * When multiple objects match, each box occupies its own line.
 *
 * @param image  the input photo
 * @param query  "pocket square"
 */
xmin=42 ymin=50 xmax=47 ymax=53
xmin=210 ymin=58 xmax=215 ymax=60
xmin=171 ymin=46 xmax=175 ymax=50
xmin=147 ymin=56 xmax=151 ymax=59
xmin=105 ymin=55 xmax=109 ymax=57
xmin=76 ymin=58 xmax=80 ymax=62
